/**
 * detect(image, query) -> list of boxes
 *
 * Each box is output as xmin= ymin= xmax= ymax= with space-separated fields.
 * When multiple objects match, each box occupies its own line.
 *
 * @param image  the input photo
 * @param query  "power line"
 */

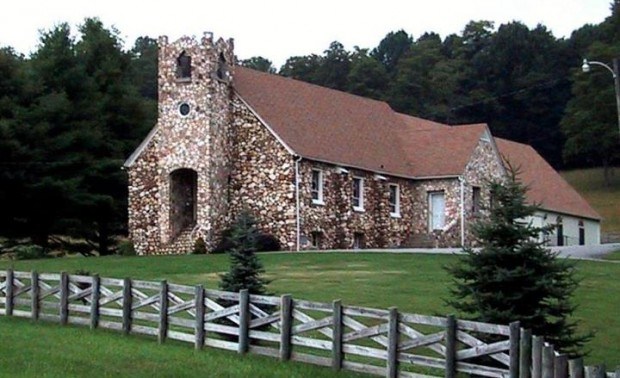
xmin=450 ymin=77 xmax=569 ymax=113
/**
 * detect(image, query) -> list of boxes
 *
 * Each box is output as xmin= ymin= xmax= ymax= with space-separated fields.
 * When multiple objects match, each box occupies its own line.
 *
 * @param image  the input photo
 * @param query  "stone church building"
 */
xmin=124 ymin=32 xmax=601 ymax=255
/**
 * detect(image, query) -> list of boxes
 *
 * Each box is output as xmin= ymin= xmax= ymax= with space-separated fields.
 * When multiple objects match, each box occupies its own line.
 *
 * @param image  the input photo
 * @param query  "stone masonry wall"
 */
xmin=206 ymin=37 xmax=236 ymax=245
xmin=300 ymin=163 xmax=389 ymax=249
xmin=228 ymin=97 xmax=297 ymax=249
xmin=410 ymin=179 xmax=462 ymax=247
xmin=127 ymin=129 xmax=162 ymax=254
xmin=297 ymin=162 xmax=462 ymax=249
xmin=296 ymin=135 xmax=504 ymax=249
xmin=461 ymin=138 xmax=506 ymax=245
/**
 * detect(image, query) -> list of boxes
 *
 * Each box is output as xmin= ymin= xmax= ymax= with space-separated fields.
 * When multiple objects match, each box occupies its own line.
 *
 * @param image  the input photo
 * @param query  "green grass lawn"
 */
xmin=603 ymin=250 xmax=620 ymax=261
xmin=1 ymin=252 xmax=619 ymax=371
xmin=0 ymin=316 xmax=368 ymax=378
xmin=561 ymin=167 xmax=620 ymax=236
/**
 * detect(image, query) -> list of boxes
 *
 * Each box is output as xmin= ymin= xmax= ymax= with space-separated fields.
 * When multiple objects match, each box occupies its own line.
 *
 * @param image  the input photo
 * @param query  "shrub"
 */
xmin=193 ymin=237 xmax=207 ymax=254
xmin=256 ymin=233 xmax=281 ymax=252
xmin=14 ymin=244 xmax=47 ymax=260
xmin=212 ymin=225 xmax=281 ymax=254
xmin=117 ymin=240 xmax=136 ymax=256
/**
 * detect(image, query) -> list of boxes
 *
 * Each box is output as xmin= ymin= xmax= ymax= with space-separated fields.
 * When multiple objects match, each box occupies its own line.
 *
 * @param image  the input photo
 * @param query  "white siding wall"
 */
xmin=526 ymin=211 xmax=600 ymax=246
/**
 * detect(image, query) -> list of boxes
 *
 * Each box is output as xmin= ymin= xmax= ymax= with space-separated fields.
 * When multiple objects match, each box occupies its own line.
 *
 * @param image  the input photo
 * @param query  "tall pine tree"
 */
xmin=446 ymin=166 xmax=589 ymax=356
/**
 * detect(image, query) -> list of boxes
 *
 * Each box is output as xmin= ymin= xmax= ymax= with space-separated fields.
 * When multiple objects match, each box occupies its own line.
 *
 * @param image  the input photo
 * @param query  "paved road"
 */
xmin=309 ymin=243 xmax=620 ymax=261
xmin=551 ymin=243 xmax=620 ymax=260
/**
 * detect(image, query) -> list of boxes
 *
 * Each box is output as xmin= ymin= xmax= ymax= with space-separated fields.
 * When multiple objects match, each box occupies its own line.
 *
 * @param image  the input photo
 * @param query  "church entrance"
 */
xmin=170 ymin=169 xmax=197 ymax=238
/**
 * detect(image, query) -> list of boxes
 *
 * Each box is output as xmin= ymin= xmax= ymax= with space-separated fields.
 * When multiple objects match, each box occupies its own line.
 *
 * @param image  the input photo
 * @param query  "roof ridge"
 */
xmin=495 ymin=138 xmax=601 ymax=220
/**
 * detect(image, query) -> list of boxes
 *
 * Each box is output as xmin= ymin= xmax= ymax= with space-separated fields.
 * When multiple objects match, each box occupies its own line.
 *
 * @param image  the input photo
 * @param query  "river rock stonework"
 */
xmin=228 ymin=97 xmax=297 ymax=249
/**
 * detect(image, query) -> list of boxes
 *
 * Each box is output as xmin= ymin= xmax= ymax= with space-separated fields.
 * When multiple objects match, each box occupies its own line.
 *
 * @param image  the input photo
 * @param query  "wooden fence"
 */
xmin=0 ymin=269 xmax=617 ymax=378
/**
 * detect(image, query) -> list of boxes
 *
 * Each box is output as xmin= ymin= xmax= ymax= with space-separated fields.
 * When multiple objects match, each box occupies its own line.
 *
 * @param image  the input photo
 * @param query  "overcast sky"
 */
xmin=0 ymin=0 xmax=611 ymax=67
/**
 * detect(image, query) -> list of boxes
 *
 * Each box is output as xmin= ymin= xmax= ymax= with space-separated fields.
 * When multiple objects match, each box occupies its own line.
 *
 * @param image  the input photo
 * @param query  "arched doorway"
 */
xmin=170 ymin=169 xmax=197 ymax=238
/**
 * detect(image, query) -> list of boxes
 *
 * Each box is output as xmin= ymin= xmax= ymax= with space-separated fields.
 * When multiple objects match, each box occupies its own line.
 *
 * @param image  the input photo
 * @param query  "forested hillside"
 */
xmin=1 ymin=3 xmax=619 ymax=254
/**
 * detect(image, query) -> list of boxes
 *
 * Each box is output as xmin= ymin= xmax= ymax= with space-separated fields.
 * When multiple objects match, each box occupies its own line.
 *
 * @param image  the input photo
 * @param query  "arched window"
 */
xmin=176 ymin=51 xmax=192 ymax=79
xmin=216 ymin=52 xmax=228 ymax=81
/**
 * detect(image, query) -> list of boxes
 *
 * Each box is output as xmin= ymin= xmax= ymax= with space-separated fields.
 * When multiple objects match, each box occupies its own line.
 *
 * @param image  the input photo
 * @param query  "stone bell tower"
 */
xmin=155 ymin=32 xmax=235 ymax=251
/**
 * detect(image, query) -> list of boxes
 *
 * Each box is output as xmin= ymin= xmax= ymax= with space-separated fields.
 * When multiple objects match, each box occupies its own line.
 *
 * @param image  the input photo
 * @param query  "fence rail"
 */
xmin=0 ymin=269 xmax=617 ymax=378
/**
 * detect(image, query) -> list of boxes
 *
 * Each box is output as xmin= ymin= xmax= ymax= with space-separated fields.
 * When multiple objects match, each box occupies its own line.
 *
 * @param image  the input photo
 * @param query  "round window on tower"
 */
xmin=179 ymin=102 xmax=191 ymax=117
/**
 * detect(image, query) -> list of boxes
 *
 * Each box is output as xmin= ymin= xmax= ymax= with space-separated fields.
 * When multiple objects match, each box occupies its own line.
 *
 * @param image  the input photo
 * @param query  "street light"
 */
xmin=581 ymin=58 xmax=620 ymax=140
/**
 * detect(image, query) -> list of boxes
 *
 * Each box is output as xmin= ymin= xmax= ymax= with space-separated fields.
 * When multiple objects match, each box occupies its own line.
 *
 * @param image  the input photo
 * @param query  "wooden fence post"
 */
xmin=387 ymin=307 xmax=399 ymax=378
xmin=445 ymin=314 xmax=457 ymax=378
xmin=280 ymin=294 xmax=292 ymax=361
xmin=585 ymin=365 xmax=606 ymax=378
xmin=569 ymin=358 xmax=584 ymax=378
xmin=122 ymin=277 xmax=132 ymax=335
xmin=158 ymin=280 xmax=168 ymax=344
xmin=59 ymin=272 xmax=69 ymax=325
xmin=331 ymin=299 xmax=343 ymax=371
xmin=542 ymin=345 xmax=555 ymax=378
xmin=532 ymin=336 xmax=544 ymax=378
xmin=194 ymin=285 xmax=205 ymax=350
xmin=90 ymin=275 xmax=100 ymax=330
xmin=510 ymin=321 xmax=521 ymax=378
xmin=238 ymin=289 xmax=249 ymax=354
xmin=5 ymin=269 xmax=14 ymax=316
xmin=520 ymin=328 xmax=532 ymax=378
xmin=31 ymin=271 xmax=39 ymax=321
xmin=555 ymin=355 xmax=568 ymax=378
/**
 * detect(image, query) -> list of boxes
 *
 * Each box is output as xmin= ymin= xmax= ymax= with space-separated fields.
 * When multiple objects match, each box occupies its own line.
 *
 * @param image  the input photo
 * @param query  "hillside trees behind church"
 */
xmin=240 ymin=56 xmax=276 ymax=73
xmin=278 ymin=20 xmax=579 ymax=168
xmin=561 ymin=0 xmax=620 ymax=184
xmin=0 ymin=18 xmax=153 ymax=255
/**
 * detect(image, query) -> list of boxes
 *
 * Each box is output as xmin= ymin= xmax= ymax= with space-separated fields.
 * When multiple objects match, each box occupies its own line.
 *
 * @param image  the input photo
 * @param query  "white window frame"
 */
xmin=389 ymin=184 xmax=400 ymax=217
xmin=311 ymin=169 xmax=324 ymax=205
xmin=352 ymin=177 xmax=364 ymax=212
xmin=428 ymin=191 xmax=445 ymax=231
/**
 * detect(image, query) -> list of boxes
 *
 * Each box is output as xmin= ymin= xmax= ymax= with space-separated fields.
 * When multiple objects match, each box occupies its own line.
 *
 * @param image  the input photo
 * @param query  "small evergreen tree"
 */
xmin=192 ymin=237 xmax=207 ymax=255
xmin=446 ymin=166 xmax=589 ymax=356
xmin=219 ymin=211 xmax=270 ymax=295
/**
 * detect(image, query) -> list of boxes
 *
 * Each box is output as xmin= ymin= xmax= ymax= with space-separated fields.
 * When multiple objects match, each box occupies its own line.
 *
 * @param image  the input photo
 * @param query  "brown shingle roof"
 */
xmin=397 ymin=113 xmax=489 ymax=177
xmin=232 ymin=67 xmax=598 ymax=220
xmin=234 ymin=66 xmax=413 ymax=177
xmin=397 ymin=113 xmax=449 ymax=131
xmin=495 ymin=138 xmax=601 ymax=220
